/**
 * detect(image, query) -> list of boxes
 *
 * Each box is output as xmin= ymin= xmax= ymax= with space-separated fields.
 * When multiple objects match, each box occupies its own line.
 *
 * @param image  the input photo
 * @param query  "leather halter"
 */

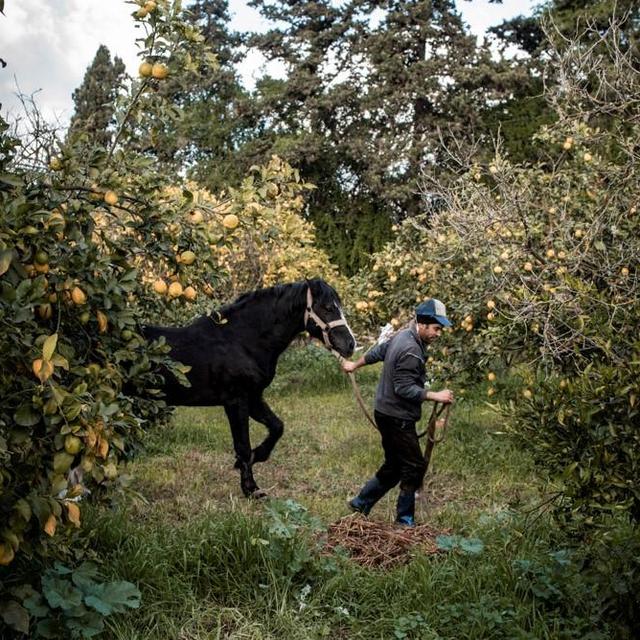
xmin=304 ymin=286 xmax=350 ymax=349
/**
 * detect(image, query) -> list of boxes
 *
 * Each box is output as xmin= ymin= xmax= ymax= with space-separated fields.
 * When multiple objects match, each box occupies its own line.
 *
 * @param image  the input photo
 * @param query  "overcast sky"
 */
xmin=0 ymin=0 xmax=536 ymax=127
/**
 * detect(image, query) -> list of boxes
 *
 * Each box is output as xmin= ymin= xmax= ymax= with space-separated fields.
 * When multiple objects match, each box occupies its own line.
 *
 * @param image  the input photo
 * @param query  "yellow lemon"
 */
xmin=152 ymin=63 xmax=169 ymax=79
xmin=64 ymin=435 xmax=83 ymax=456
xmin=222 ymin=214 xmax=239 ymax=230
xmin=71 ymin=286 xmax=87 ymax=305
xmin=139 ymin=61 xmax=153 ymax=77
xmin=32 ymin=358 xmax=54 ymax=382
xmin=104 ymin=190 xmax=119 ymax=206
xmin=168 ymin=281 xmax=183 ymax=298
xmin=96 ymin=310 xmax=108 ymax=334
xmin=189 ymin=210 xmax=204 ymax=224
xmin=153 ymin=279 xmax=168 ymax=295
xmin=179 ymin=250 xmax=196 ymax=266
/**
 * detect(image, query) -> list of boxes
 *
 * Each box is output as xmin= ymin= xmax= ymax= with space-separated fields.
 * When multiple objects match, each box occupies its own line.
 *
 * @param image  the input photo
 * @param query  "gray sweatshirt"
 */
xmin=364 ymin=325 xmax=427 ymax=422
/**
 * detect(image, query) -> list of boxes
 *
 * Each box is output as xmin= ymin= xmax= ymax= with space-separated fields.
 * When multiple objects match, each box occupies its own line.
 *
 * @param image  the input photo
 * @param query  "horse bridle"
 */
xmin=304 ymin=286 xmax=350 ymax=350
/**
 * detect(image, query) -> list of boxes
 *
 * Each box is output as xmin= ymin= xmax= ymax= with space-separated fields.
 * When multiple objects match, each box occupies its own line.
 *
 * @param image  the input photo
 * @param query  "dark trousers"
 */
xmin=374 ymin=410 xmax=427 ymax=493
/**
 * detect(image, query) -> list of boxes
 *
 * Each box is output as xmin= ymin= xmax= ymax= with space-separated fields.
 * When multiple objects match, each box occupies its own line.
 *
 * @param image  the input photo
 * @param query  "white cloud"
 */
xmin=1 ymin=0 xmax=139 ymax=124
xmin=458 ymin=0 xmax=537 ymax=37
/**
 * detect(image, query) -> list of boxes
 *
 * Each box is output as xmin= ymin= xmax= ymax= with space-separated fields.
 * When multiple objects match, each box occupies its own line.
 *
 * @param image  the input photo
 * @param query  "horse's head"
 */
xmin=304 ymin=279 xmax=356 ymax=358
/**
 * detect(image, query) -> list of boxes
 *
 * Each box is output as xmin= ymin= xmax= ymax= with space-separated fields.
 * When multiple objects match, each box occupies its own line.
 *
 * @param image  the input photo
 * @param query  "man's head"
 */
xmin=415 ymin=298 xmax=451 ymax=344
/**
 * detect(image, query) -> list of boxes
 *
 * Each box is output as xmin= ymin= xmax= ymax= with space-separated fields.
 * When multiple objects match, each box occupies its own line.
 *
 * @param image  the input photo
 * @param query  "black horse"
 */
xmin=142 ymin=278 xmax=355 ymax=497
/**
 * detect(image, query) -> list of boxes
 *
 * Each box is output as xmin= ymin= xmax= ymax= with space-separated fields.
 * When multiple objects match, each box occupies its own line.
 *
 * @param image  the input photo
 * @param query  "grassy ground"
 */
xmin=85 ymin=351 xmax=609 ymax=639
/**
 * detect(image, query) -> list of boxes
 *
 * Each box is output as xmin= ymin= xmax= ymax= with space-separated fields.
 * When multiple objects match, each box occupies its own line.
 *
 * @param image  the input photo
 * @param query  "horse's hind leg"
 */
xmin=224 ymin=400 xmax=263 ymax=498
xmin=248 ymin=396 xmax=284 ymax=464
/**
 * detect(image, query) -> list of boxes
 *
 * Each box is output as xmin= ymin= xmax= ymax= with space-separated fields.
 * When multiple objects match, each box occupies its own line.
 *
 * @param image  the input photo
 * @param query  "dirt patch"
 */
xmin=419 ymin=472 xmax=463 ymax=500
xmin=322 ymin=514 xmax=451 ymax=569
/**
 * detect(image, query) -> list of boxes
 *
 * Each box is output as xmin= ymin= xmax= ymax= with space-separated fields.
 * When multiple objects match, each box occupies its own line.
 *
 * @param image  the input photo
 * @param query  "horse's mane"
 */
xmin=217 ymin=279 xmax=340 ymax=319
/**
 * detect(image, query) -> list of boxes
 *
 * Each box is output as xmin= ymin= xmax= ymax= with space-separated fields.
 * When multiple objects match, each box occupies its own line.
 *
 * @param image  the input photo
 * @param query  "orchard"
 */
xmin=1 ymin=1 xmax=639 ymax=638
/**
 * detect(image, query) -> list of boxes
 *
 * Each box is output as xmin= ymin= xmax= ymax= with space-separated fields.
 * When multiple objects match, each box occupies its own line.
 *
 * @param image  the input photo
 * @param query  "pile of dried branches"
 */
xmin=322 ymin=514 xmax=450 ymax=569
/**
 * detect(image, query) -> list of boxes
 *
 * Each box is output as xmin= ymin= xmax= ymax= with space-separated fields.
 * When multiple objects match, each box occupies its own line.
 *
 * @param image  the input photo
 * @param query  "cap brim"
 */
xmin=436 ymin=316 xmax=452 ymax=328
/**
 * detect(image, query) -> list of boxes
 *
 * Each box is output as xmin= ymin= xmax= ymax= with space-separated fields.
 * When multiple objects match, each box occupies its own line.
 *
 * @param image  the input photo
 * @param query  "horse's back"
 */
xmin=141 ymin=317 xmax=267 ymax=405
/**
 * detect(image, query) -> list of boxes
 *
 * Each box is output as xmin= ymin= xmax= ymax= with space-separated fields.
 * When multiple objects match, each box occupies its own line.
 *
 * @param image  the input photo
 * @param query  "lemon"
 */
xmin=153 ymin=279 xmax=168 ymax=295
xmin=152 ymin=63 xmax=169 ymax=79
xmin=64 ymin=435 xmax=83 ymax=456
xmin=222 ymin=214 xmax=239 ymax=230
xmin=168 ymin=281 xmax=183 ymax=298
xmin=139 ymin=61 xmax=153 ymax=77
xmin=180 ymin=250 xmax=196 ymax=265
xmin=71 ymin=286 xmax=87 ymax=305
xmin=104 ymin=190 xmax=119 ymax=206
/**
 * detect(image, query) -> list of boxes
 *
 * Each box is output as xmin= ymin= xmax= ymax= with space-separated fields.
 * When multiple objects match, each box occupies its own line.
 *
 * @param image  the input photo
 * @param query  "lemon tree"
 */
xmin=160 ymin=156 xmax=341 ymax=307
xmin=348 ymin=22 xmax=640 ymax=528
xmin=0 ymin=2 xmax=228 ymax=633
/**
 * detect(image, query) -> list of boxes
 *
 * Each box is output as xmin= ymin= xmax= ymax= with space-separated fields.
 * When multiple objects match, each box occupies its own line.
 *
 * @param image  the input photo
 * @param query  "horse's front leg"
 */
xmin=224 ymin=399 xmax=264 ymax=498
xmin=248 ymin=395 xmax=284 ymax=464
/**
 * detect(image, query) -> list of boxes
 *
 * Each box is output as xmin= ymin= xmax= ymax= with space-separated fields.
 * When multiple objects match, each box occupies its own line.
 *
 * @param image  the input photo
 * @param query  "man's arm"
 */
xmin=392 ymin=353 xmax=455 ymax=404
xmin=342 ymin=340 xmax=389 ymax=373
xmin=423 ymin=389 xmax=454 ymax=404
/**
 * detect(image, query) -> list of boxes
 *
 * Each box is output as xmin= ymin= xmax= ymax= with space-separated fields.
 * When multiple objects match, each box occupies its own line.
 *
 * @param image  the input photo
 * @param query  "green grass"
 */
xmin=84 ymin=352 xmax=613 ymax=639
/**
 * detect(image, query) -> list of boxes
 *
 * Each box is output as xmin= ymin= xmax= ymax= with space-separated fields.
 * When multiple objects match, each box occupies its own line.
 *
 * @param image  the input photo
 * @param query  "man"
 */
xmin=342 ymin=298 xmax=454 ymax=526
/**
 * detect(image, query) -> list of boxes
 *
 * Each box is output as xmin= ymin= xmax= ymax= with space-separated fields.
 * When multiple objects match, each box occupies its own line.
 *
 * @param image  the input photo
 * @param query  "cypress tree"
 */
xmin=68 ymin=45 xmax=126 ymax=147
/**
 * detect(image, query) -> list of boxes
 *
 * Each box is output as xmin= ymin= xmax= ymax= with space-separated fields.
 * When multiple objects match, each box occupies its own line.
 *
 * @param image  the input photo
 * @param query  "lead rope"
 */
xmin=419 ymin=402 xmax=451 ymax=474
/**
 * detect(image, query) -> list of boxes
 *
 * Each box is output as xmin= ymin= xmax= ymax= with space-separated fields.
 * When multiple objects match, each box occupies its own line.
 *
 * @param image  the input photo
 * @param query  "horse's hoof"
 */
xmin=250 ymin=488 xmax=269 ymax=499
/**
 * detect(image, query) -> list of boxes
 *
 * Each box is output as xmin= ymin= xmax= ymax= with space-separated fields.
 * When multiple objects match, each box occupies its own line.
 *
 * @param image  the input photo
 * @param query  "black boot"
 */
xmin=395 ymin=490 xmax=416 ymax=526
xmin=348 ymin=476 xmax=388 ymax=515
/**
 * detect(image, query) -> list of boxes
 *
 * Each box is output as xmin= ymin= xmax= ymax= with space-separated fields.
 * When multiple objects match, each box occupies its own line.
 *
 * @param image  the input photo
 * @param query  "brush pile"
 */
xmin=323 ymin=514 xmax=450 ymax=569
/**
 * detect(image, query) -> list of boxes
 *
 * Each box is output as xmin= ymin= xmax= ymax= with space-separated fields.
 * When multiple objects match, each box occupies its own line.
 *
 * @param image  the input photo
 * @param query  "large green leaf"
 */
xmin=42 ymin=576 xmax=83 ymax=611
xmin=14 ymin=403 xmax=41 ymax=427
xmin=0 ymin=600 xmax=29 ymax=634
xmin=84 ymin=581 xmax=141 ymax=615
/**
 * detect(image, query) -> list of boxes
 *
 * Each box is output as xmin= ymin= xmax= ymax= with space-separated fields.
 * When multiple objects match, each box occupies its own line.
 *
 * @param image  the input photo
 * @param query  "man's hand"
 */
xmin=426 ymin=389 xmax=454 ymax=404
xmin=342 ymin=356 xmax=365 ymax=374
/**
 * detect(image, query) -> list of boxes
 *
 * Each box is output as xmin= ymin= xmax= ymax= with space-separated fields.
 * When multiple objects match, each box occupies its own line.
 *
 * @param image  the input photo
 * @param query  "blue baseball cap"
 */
xmin=415 ymin=298 xmax=452 ymax=327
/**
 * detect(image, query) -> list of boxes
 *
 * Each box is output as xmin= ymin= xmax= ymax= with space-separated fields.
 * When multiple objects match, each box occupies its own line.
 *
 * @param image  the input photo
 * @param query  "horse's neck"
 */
xmin=268 ymin=292 xmax=307 ymax=356
xmin=233 ymin=286 xmax=306 ymax=357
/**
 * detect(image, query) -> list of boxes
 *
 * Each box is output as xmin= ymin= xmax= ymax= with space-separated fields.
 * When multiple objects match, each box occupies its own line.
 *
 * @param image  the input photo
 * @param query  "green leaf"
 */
xmin=43 ymin=333 xmax=58 ymax=361
xmin=14 ymin=403 xmax=41 ymax=427
xmin=14 ymin=498 xmax=31 ymax=522
xmin=84 ymin=581 xmax=141 ymax=615
xmin=459 ymin=537 xmax=484 ymax=555
xmin=66 ymin=610 xmax=105 ymax=638
xmin=0 ymin=248 xmax=13 ymax=276
xmin=71 ymin=562 xmax=100 ymax=591
xmin=435 ymin=534 xmax=458 ymax=551
xmin=23 ymin=593 xmax=50 ymax=618
xmin=0 ymin=600 xmax=30 ymax=634
xmin=36 ymin=619 xmax=60 ymax=638
xmin=42 ymin=575 xmax=83 ymax=611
